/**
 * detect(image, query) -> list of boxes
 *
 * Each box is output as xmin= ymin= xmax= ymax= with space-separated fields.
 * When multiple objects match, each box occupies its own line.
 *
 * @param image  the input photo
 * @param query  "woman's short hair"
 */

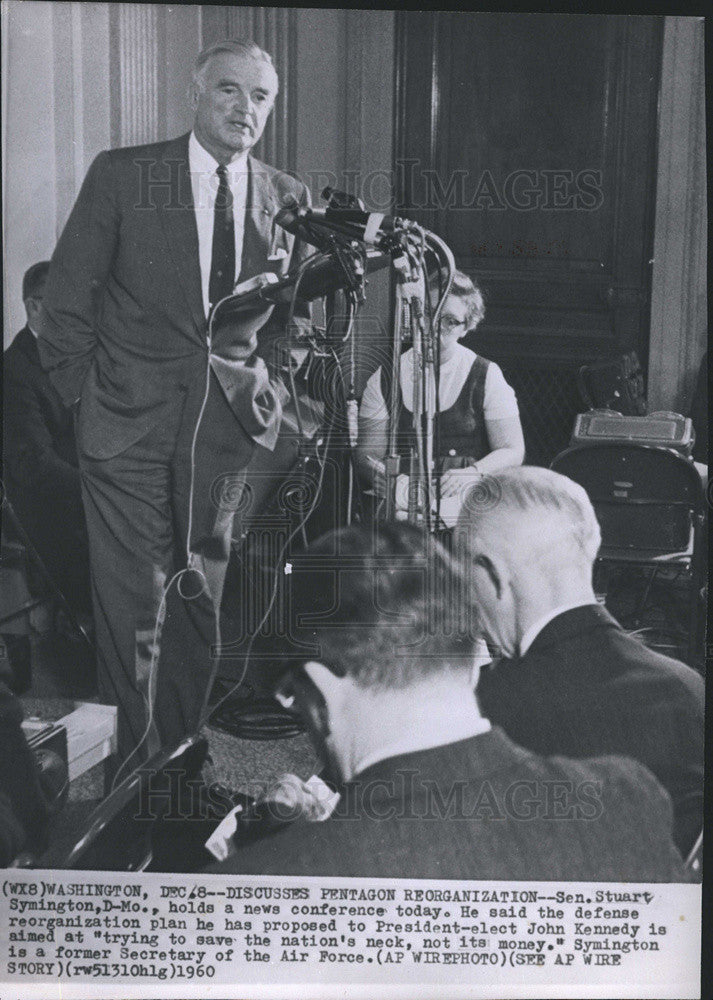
xmin=430 ymin=269 xmax=485 ymax=332
xmin=450 ymin=270 xmax=485 ymax=332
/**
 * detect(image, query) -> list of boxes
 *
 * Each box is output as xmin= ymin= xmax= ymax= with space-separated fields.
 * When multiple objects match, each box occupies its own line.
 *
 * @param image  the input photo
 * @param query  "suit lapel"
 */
xmin=240 ymin=157 xmax=278 ymax=280
xmin=156 ymin=134 xmax=206 ymax=338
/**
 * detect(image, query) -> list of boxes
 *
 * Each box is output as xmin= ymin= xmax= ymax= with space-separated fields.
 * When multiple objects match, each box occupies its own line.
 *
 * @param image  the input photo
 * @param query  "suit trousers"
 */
xmin=78 ymin=370 xmax=255 ymax=764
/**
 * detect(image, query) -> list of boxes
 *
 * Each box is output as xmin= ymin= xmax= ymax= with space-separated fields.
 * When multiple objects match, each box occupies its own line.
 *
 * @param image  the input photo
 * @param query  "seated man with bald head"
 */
xmin=457 ymin=466 xmax=704 ymax=858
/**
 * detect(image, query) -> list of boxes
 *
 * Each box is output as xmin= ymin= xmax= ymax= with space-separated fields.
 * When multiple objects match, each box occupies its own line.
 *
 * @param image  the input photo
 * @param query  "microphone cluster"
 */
xmin=275 ymin=197 xmax=410 ymax=255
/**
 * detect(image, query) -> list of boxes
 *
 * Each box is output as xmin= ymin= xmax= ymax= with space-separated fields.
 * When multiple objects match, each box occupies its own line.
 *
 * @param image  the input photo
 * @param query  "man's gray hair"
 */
xmin=459 ymin=466 xmax=601 ymax=565
xmin=193 ymin=38 xmax=278 ymax=88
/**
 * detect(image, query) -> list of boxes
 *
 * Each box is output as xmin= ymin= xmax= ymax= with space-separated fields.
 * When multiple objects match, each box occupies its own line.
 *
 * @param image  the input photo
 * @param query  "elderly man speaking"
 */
xmin=38 ymin=39 xmax=310 ymax=765
xmin=457 ymin=466 xmax=704 ymax=858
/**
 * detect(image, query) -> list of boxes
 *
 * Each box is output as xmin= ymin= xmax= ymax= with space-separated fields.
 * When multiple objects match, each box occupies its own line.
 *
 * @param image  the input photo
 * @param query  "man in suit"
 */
xmin=3 ymin=262 xmax=91 ymax=687
xmin=38 ymin=39 xmax=310 ymax=764
xmin=456 ymin=465 xmax=704 ymax=858
xmin=210 ymin=523 xmax=686 ymax=881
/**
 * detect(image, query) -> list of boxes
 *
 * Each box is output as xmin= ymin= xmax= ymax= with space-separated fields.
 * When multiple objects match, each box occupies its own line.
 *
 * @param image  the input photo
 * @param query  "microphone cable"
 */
xmin=112 ymin=241 xmax=366 ymax=778
xmin=201 ymin=424 xmax=333 ymax=733
xmin=284 ymin=251 xmax=325 ymax=443
xmin=283 ymin=255 xmax=318 ymax=547
xmin=199 ymin=250 xmax=347 ymax=734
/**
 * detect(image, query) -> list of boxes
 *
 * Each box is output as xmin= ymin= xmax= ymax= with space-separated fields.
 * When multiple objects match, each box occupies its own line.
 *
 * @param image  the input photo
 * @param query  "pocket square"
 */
xmin=268 ymin=247 xmax=289 ymax=260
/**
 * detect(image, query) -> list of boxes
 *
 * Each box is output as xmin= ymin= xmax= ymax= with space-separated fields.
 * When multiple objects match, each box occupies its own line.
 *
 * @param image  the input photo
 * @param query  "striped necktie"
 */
xmin=209 ymin=164 xmax=235 ymax=310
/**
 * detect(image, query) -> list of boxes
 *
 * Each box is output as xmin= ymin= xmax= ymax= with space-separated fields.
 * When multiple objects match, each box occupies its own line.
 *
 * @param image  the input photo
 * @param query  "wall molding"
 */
xmin=52 ymin=3 xmax=111 ymax=236
xmin=110 ymin=4 xmax=166 ymax=147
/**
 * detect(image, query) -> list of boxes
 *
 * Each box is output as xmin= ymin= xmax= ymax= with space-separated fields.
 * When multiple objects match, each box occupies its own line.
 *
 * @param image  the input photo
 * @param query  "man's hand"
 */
xmin=267 ymin=773 xmax=339 ymax=822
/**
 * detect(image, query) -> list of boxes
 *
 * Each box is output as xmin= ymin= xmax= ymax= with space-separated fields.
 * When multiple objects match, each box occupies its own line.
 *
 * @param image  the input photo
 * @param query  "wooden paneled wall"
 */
xmin=648 ymin=18 xmax=707 ymax=413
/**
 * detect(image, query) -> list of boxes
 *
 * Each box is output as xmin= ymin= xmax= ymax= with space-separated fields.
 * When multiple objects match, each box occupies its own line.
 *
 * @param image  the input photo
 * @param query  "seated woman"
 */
xmin=357 ymin=270 xmax=525 ymax=523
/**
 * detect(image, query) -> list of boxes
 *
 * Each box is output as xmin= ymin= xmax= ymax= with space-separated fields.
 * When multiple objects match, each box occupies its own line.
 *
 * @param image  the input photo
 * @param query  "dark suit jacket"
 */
xmin=3 ymin=326 xmax=81 ymax=503
xmin=38 ymin=134 xmax=310 ymax=460
xmin=477 ymin=605 xmax=704 ymax=856
xmin=3 ymin=324 xmax=84 ymax=544
xmin=210 ymin=727 xmax=686 ymax=881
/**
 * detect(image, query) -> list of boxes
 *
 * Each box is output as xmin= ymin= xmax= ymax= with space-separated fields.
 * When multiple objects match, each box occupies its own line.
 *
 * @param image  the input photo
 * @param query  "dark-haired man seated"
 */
xmin=209 ymin=523 xmax=686 ymax=881
xmin=3 ymin=261 xmax=91 ymax=617
xmin=457 ymin=465 xmax=704 ymax=858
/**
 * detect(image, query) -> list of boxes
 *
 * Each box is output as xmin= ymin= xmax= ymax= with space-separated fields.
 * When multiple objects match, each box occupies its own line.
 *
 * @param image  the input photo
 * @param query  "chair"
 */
xmin=60 ymin=733 xmax=208 ymax=871
xmin=551 ymin=443 xmax=706 ymax=665
xmin=577 ymin=352 xmax=647 ymax=415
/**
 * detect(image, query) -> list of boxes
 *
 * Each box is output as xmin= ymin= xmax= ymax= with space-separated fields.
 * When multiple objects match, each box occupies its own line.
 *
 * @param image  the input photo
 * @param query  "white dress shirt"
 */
xmin=353 ymin=714 xmax=492 ymax=779
xmin=359 ymin=343 xmax=519 ymax=422
xmin=188 ymin=132 xmax=249 ymax=317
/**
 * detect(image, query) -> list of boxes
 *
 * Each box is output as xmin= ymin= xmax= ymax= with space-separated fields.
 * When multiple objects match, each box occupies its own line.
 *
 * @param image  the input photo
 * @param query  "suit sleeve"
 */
xmin=37 ymin=151 xmax=120 ymax=408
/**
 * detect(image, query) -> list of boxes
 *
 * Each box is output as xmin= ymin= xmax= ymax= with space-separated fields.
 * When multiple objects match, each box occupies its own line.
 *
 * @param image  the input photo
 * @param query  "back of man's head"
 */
xmin=22 ymin=261 xmax=50 ymax=304
xmin=456 ymin=466 xmax=601 ymax=588
xmin=292 ymin=522 xmax=477 ymax=690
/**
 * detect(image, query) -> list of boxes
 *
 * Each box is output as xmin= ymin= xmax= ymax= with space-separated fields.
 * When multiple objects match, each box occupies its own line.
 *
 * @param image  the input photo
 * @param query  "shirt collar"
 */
xmin=353 ymin=714 xmax=491 ymax=779
xmin=188 ymin=131 xmax=248 ymax=180
xmin=519 ymin=600 xmax=601 ymax=657
xmin=28 ymin=324 xmax=39 ymax=339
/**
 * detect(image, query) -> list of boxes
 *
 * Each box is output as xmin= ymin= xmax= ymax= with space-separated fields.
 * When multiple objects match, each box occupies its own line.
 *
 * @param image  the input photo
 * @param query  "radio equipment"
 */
xmin=571 ymin=410 xmax=695 ymax=455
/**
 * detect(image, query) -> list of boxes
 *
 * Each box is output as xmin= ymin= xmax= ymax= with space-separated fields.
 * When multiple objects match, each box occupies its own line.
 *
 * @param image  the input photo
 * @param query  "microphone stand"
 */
xmin=424 ymin=230 xmax=455 ymax=533
xmin=383 ymin=228 xmax=455 ymax=531
xmin=384 ymin=261 xmax=409 ymax=521
xmin=405 ymin=262 xmax=429 ymax=528
xmin=211 ymin=214 xmax=456 ymax=534
xmin=203 ymin=213 xmax=457 ymax=750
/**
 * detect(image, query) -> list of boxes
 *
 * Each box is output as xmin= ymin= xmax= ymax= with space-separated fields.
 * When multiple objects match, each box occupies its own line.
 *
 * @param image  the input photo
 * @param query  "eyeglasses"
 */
xmin=439 ymin=314 xmax=467 ymax=332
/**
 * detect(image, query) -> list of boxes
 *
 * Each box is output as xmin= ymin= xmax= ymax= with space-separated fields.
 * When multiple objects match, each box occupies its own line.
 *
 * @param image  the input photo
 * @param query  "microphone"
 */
xmin=276 ymin=198 xmax=404 ymax=254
